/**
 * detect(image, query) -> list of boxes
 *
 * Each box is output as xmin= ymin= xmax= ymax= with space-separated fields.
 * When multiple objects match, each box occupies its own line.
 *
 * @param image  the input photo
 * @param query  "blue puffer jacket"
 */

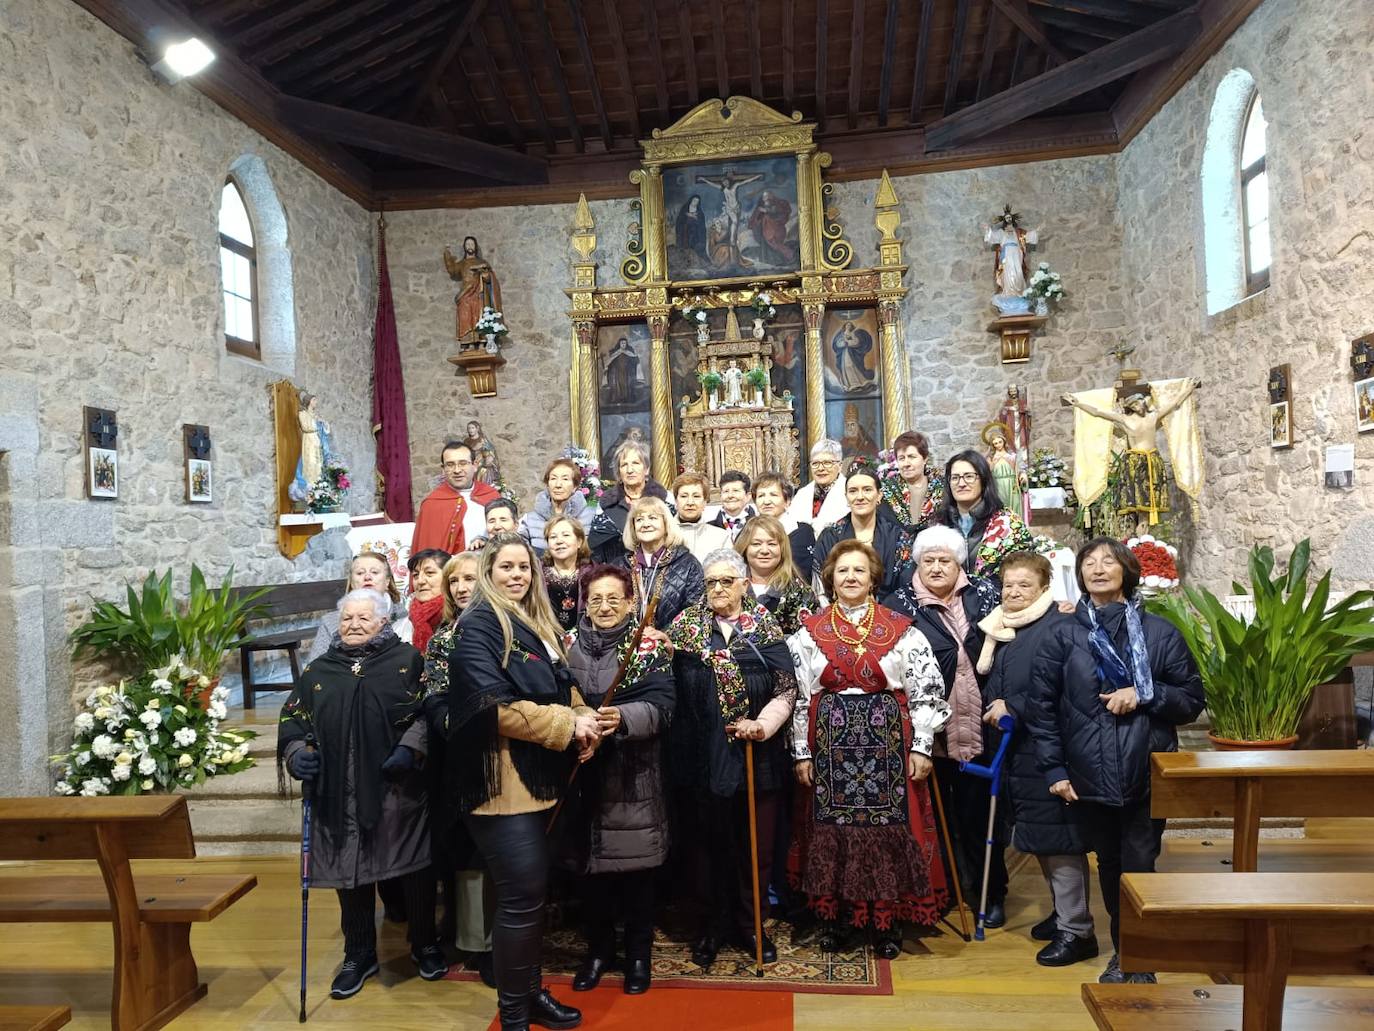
xmin=1027 ymin=599 xmax=1204 ymax=807
xmin=518 ymin=489 xmax=595 ymax=556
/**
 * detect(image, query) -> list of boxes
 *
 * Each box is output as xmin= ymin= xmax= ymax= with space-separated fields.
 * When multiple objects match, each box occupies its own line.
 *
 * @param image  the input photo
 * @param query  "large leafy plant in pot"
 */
xmin=1150 ymin=540 xmax=1374 ymax=746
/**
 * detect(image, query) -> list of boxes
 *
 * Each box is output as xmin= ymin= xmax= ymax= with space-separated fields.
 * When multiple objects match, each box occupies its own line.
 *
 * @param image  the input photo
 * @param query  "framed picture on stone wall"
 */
xmin=187 ymin=459 xmax=213 ymax=503
xmin=1269 ymin=401 xmax=1292 ymax=449
xmin=1355 ymin=377 xmax=1374 ymax=433
xmin=88 ymin=447 xmax=118 ymax=499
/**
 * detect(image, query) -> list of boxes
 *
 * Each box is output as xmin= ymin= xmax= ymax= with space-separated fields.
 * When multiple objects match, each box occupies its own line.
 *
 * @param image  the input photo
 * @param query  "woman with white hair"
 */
xmin=666 ymin=547 xmax=797 ymax=970
xmin=616 ymin=495 xmax=705 ymax=629
xmin=278 ymin=588 xmax=446 ymax=999
xmin=788 ymin=540 xmax=952 ymax=958
xmin=787 ymin=438 xmax=850 ymax=531
xmin=885 ymin=525 xmax=1006 ymax=926
xmin=588 ymin=439 xmax=674 ymax=563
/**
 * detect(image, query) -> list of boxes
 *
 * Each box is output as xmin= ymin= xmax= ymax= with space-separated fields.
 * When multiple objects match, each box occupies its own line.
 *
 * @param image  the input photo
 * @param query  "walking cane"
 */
xmin=298 ymin=734 xmax=316 ymax=1023
xmin=745 ymin=739 xmax=765 ymax=977
xmin=960 ymin=715 xmax=1016 ymax=942
xmin=928 ymin=764 xmax=972 ymax=942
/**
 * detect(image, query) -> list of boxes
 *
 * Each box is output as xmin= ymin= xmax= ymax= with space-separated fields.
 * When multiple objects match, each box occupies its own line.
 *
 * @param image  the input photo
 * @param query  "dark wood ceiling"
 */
xmin=74 ymin=0 xmax=1264 ymax=207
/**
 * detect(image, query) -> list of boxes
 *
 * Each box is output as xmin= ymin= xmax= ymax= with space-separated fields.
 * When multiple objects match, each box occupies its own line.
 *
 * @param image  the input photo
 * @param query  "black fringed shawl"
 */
xmin=442 ymin=599 xmax=577 ymax=816
xmin=277 ymin=626 xmax=423 ymax=837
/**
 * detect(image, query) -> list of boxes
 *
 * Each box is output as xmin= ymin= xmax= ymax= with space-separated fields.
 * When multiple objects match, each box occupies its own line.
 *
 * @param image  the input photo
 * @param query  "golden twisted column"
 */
xmin=878 ymin=300 xmax=909 ymax=440
xmin=647 ymin=311 xmax=674 ymax=485
xmin=802 ymin=301 xmax=826 ymax=451
xmin=574 ymin=320 xmax=600 ymax=459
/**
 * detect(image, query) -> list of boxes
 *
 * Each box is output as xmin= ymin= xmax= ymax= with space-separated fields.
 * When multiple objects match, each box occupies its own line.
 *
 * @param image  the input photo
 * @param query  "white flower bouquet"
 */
xmin=680 ymin=299 xmax=710 ymax=325
xmin=1022 ymin=262 xmax=1066 ymax=304
xmin=748 ymin=291 xmax=778 ymax=321
xmin=475 ymin=306 xmax=509 ymax=338
xmin=560 ymin=444 xmax=604 ymax=510
xmin=1028 ymin=447 xmax=1070 ymax=488
xmin=51 ymin=654 xmax=256 ymax=796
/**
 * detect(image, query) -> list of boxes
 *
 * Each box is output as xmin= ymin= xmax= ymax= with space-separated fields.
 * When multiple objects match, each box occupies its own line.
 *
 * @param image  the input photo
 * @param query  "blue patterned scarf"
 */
xmin=1079 ymin=598 xmax=1154 ymax=705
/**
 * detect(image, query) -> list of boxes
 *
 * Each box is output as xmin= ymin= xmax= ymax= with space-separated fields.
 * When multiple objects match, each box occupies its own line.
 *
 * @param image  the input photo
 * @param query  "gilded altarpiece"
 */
xmin=566 ymin=97 xmax=913 ymax=489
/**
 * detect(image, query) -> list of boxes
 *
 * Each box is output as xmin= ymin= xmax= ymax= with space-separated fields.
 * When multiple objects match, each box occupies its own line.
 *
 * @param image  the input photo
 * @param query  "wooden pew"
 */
xmin=0 ymin=797 xmax=257 ymax=1031
xmin=1151 ymin=751 xmax=1374 ymax=872
xmin=1083 ymin=872 xmax=1374 ymax=1031
xmin=0 ymin=1007 xmax=71 ymax=1031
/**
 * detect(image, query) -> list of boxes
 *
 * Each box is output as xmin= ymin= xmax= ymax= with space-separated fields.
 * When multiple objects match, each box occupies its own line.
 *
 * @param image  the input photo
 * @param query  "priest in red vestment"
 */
xmin=411 ymin=441 xmax=500 ymax=556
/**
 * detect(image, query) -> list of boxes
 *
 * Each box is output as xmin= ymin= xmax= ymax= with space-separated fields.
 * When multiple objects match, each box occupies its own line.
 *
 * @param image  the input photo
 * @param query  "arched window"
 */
xmin=1239 ymin=94 xmax=1270 ymax=295
xmin=219 ymin=179 xmax=259 ymax=359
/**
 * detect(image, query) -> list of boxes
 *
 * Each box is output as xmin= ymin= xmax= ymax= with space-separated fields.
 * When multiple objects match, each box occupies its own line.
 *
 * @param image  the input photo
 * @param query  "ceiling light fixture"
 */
xmin=149 ymin=38 xmax=215 ymax=84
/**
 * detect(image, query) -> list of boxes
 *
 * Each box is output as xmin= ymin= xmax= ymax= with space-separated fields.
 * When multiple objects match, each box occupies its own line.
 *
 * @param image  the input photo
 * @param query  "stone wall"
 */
xmin=387 ymin=160 xmax=1125 ymax=514
xmin=1117 ymin=0 xmax=1374 ymax=588
xmin=0 ymin=0 xmax=375 ymax=792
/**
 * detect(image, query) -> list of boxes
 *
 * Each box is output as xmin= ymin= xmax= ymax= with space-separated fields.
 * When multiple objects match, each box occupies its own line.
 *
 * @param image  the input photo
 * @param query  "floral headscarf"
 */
xmin=669 ymin=598 xmax=785 ymax=725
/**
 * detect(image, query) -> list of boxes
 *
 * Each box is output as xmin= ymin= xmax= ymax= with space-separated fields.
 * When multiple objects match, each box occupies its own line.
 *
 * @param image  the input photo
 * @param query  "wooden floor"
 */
xmin=2 ymin=855 xmax=1371 ymax=1030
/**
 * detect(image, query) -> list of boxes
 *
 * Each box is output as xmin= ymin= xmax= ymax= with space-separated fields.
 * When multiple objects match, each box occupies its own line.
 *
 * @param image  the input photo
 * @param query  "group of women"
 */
xmin=276 ymin=434 xmax=1204 ymax=1031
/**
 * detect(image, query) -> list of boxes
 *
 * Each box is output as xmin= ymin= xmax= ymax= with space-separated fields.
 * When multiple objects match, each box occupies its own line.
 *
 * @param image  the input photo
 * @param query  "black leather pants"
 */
xmin=464 ymin=811 xmax=550 ymax=1029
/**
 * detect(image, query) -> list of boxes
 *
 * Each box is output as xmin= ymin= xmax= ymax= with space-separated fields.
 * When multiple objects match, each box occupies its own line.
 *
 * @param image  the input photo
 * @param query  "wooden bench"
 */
xmin=0 ymin=1007 xmax=71 ymax=1031
xmin=0 ymin=796 xmax=257 ymax=1031
xmin=232 ymin=578 xmax=344 ymax=708
xmin=1152 ymin=750 xmax=1374 ymax=872
xmin=1083 ymin=872 xmax=1374 ymax=1031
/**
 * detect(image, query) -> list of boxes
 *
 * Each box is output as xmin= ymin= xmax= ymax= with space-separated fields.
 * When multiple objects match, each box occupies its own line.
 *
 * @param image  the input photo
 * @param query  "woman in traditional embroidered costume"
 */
xmin=788 ymin=539 xmax=952 ymax=959
xmin=665 ymin=548 xmax=797 ymax=970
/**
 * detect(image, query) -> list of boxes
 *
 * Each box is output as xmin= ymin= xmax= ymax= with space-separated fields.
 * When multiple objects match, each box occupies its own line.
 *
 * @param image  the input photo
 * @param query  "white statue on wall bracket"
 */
xmin=984 ymin=204 xmax=1039 ymax=315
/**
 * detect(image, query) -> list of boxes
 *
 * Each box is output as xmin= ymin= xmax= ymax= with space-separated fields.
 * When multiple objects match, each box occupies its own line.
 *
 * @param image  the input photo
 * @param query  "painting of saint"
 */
xmin=598 ymin=325 xmax=650 ymax=409
xmin=827 ymin=399 xmax=883 ymax=462
xmin=822 ymin=308 xmax=880 ymax=399
xmin=664 ymin=156 xmax=801 ymax=281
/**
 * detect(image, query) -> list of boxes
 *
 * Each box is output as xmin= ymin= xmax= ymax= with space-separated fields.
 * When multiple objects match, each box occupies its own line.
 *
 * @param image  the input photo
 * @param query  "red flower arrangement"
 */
xmin=1126 ymin=534 xmax=1179 ymax=589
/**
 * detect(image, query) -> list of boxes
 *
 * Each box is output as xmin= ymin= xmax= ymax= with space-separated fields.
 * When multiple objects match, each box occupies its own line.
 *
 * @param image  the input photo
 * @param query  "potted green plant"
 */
xmin=1151 ymin=540 xmax=1374 ymax=748
xmin=743 ymin=366 xmax=769 ymax=403
xmin=181 ymin=566 xmax=269 ymax=703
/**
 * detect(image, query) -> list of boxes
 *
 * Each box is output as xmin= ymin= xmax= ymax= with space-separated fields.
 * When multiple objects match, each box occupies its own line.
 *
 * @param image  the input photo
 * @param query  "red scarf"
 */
xmin=408 ymin=595 xmax=445 ymax=655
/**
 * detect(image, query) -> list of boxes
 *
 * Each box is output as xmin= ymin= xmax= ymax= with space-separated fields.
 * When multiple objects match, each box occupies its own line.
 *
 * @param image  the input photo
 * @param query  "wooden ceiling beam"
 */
xmin=398 ymin=0 xmax=487 ymax=123
xmin=1034 ymin=8 xmax=1130 ymax=41
xmin=988 ymin=0 xmax=1070 ymax=66
xmin=942 ymin=0 xmax=971 ymax=115
xmin=566 ymin=0 xmax=614 ymax=150
xmin=908 ymin=0 xmax=935 ymax=122
xmin=287 ymin=7 xmax=457 ymax=94
xmin=710 ymin=0 xmax=730 ymax=99
xmin=498 ymin=2 xmax=559 ymax=152
xmin=814 ymin=0 xmax=828 ymax=124
xmin=976 ymin=8 xmax=1001 ymax=103
xmin=329 ymin=51 xmax=431 ymax=105
xmin=266 ymin=0 xmax=449 ymax=80
xmin=345 ymin=68 xmax=422 ymax=113
xmin=1009 ymin=34 xmax=1029 ymax=85
xmin=926 ymin=7 xmax=1198 ymax=150
xmin=781 ymin=0 xmax=795 ymax=109
xmin=531 ymin=0 xmax=586 ymax=152
xmin=747 ymin=0 xmax=764 ymax=101
xmin=69 ymin=0 xmax=372 ymax=204
xmin=601 ymin=0 xmax=643 ymax=140
xmin=677 ymin=2 xmax=700 ymax=107
xmin=876 ymin=0 xmax=900 ymax=126
xmin=640 ymin=0 xmax=672 ymax=124
xmin=467 ymin=21 xmax=527 ymax=150
xmin=846 ymin=0 xmax=865 ymax=129
xmin=441 ymin=62 xmax=492 ymax=136
xmin=277 ymin=95 xmax=548 ymax=183
xmin=227 ymin=0 xmax=339 ymax=48
xmin=1033 ymin=0 xmax=1156 ymax=26
xmin=247 ymin=0 xmax=384 ymax=66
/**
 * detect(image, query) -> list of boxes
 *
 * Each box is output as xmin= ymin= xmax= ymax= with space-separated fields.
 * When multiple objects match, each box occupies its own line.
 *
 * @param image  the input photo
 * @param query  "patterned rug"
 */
xmin=446 ymin=919 xmax=900 ymax=996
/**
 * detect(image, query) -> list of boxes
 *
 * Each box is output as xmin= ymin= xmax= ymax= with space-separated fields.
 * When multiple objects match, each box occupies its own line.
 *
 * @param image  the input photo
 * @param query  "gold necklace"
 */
xmin=829 ymin=600 xmax=876 ymax=657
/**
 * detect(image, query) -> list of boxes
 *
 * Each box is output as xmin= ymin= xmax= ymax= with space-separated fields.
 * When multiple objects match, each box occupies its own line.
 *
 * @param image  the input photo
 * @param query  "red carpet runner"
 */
xmin=485 ymin=986 xmax=793 ymax=1030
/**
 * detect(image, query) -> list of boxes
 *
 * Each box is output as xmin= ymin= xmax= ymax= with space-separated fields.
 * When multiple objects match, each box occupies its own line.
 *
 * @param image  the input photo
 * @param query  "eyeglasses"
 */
xmin=811 ymin=459 xmax=839 ymax=468
xmin=705 ymin=577 xmax=740 ymax=591
xmin=948 ymin=472 xmax=980 ymax=484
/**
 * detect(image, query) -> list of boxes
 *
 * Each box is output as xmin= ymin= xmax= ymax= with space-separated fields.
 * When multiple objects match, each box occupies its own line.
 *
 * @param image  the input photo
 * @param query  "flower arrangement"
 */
xmin=1022 ymin=262 xmax=1065 ymax=304
xmin=876 ymin=447 xmax=898 ymax=483
xmin=559 ymin=445 xmax=605 ymax=510
xmin=475 ymin=306 xmax=508 ymax=338
xmin=1127 ymin=534 xmax=1180 ymax=590
xmin=306 ymin=455 xmax=350 ymax=514
xmin=1031 ymin=534 xmax=1061 ymax=557
xmin=743 ymin=366 xmax=769 ymax=392
xmin=748 ymin=291 xmax=777 ymax=321
xmin=51 ymin=655 xmax=256 ymax=796
xmin=698 ymin=369 xmax=724 ymax=393
xmin=680 ymin=299 xmax=710 ymax=326
xmin=1027 ymin=447 xmax=1069 ymax=488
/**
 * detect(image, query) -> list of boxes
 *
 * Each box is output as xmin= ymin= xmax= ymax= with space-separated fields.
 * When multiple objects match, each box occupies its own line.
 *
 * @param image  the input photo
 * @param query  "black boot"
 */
xmin=733 ymin=928 xmax=777 ymax=964
xmin=690 ymin=934 xmax=720 ymax=968
xmin=623 ymin=956 xmax=651 ymax=995
xmin=498 ymin=989 xmax=531 ymax=1031
xmin=982 ymin=901 xmax=1007 ymax=929
xmin=817 ymin=920 xmax=846 ymax=953
xmin=529 ymin=986 xmax=582 ymax=1029
xmin=571 ymin=952 xmax=614 ymax=992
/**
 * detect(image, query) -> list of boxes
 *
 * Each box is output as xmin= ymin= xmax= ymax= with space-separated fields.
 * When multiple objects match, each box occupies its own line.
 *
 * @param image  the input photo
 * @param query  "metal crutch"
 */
xmin=298 ymin=734 xmax=316 ymax=1023
xmin=959 ymin=715 xmax=1015 ymax=942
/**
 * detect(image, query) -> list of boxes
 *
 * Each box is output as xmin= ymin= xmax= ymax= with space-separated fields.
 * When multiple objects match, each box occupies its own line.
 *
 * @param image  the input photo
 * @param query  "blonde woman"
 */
xmin=306 ymin=551 xmax=402 ymax=663
xmin=435 ymin=533 xmax=600 ymax=1031
xmin=618 ymin=495 xmax=704 ymax=628
xmin=735 ymin=514 xmax=816 ymax=636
